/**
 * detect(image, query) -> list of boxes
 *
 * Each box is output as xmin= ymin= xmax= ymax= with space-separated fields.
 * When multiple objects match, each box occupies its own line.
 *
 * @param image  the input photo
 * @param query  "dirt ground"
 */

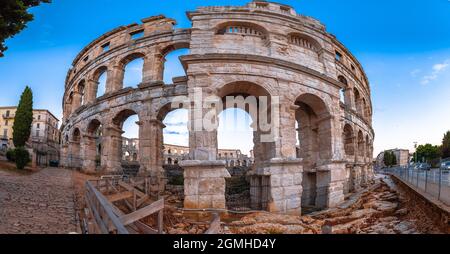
xmin=71 ymin=171 xmax=446 ymax=234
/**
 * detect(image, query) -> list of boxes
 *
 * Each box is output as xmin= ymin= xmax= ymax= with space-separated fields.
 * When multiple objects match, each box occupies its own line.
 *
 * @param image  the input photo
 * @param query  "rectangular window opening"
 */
xmin=102 ymin=42 xmax=110 ymax=52
xmin=335 ymin=51 xmax=342 ymax=61
xmin=130 ymin=30 xmax=144 ymax=40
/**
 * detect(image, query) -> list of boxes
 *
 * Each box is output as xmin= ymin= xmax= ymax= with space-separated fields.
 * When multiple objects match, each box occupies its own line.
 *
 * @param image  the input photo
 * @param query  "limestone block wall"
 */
xmin=61 ymin=1 xmax=375 ymax=214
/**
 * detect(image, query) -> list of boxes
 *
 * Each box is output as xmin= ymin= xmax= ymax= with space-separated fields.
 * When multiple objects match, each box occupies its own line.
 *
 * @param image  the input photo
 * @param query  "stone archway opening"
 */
xmin=159 ymin=107 xmax=189 ymax=205
xmin=163 ymin=48 xmax=190 ymax=84
xmin=218 ymin=107 xmax=255 ymax=211
xmin=217 ymin=81 xmax=275 ymax=211
xmin=122 ymin=55 xmax=144 ymax=88
xmin=82 ymin=119 xmax=103 ymax=173
xmin=112 ymin=109 xmax=140 ymax=176
xmin=94 ymin=67 xmax=107 ymax=98
xmin=295 ymin=93 xmax=332 ymax=212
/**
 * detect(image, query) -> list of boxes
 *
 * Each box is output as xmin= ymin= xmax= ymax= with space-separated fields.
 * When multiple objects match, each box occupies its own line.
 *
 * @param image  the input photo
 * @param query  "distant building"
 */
xmin=120 ymin=140 xmax=253 ymax=167
xmin=122 ymin=138 xmax=139 ymax=162
xmin=0 ymin=107 xmax=60 ymax=165
xmin=376 ymin=149 xmax=410 ymax=168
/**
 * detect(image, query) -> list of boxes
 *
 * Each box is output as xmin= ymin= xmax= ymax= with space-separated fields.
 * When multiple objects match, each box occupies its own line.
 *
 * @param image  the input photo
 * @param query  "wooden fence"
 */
xmin=84 ymin=177 xmax=164 ymax=234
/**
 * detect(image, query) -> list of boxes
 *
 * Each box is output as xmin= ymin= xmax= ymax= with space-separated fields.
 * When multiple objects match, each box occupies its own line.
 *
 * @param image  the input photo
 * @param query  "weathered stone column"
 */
xmin=351 ymin=164 xmax=362 ymax=191
xmin=316 ymin=162 xmax=346 ymax=208
xmin=101 ymin=125 xmax=123 ymax=172
xmin=143 ymin=52 xmax=165 ymax=84
xmin=81 ymin=134 xmax=97 ymax=173
xmin=182 ymin=88 xmax=230 ymax=210
xmin=61 ymin=144 xmax=68 ymax=168
xmin=85 ymin=79 xmax=97 ymax=104
xmin=71 ymin=91 xmax=82 ymax=114
xmin=181 ymin=160 xmax=230 ymax=209
xmin=254 ymin=158 xmax=303 ymax=215
xmin=106 ymin=64 xmax=124 ymax=93
xmin=138 ymin=118 xmax=166 ymax=192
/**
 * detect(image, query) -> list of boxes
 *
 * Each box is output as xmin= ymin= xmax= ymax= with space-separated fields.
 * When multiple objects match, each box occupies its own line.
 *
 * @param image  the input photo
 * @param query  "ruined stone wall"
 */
xmin=61 ymin=1 xmax=374 ymax=214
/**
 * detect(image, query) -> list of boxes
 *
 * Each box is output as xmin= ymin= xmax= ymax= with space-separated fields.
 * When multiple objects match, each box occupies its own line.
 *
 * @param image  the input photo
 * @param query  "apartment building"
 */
xmin=0 ymin=107 xmax=60 ymax=165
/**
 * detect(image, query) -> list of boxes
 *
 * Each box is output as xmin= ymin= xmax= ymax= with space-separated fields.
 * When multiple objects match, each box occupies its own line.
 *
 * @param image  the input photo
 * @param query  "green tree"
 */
xmin=0 ymin=0 xmax=51 ymax=56
xmin=383 ymin=151 xmax=397 ymax=167
xmin=441 ymin=131 xmax=450 ymax=159
xmin=413 ymin=144 xmax=441 ymax=163
xmin=13 ymin=86 xmax=33 ymax=147
xmin=12 ymin=86 xmax=33 ymax=169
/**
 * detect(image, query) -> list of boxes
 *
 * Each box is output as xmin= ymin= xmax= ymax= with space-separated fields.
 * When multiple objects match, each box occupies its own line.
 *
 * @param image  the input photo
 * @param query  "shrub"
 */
xmin=6 ymin=149 xmax=16 ymax=162
xmin=14 ymin=147 xmax=30 ymax=170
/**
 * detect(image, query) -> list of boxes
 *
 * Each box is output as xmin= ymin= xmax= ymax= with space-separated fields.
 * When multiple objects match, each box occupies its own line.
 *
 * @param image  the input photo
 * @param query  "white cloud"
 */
xmin=421 ymin=60 xmax=449 ymax=85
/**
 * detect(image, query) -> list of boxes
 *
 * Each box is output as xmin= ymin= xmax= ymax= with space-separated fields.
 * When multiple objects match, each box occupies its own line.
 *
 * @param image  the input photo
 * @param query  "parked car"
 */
xmin=440 ymin=161 xmax=450 ymax=172
xmin=49 ymin=160 xmax=59 ymax=167
xmin=415 ymin=163 xmax=431 ymax=171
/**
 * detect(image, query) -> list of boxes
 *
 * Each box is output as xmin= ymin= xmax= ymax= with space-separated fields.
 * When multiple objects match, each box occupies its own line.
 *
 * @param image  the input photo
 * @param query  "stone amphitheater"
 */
xmin=60 ymin=1 xmax=375 ymax=215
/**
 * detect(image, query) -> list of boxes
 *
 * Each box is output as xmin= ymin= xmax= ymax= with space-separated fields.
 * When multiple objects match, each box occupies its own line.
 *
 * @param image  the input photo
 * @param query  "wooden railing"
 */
xmin=84 ymin=177 xmax=164 ymax=234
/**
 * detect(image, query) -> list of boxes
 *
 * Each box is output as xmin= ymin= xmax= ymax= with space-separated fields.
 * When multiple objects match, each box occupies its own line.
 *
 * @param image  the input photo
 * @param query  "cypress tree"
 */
xmin=12 ymin=86 xmax=33 ymax=145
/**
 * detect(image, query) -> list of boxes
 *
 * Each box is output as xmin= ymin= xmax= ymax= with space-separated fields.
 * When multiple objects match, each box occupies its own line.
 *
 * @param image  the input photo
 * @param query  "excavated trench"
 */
xmin=220 ymin=175 xmax=445 ymax=234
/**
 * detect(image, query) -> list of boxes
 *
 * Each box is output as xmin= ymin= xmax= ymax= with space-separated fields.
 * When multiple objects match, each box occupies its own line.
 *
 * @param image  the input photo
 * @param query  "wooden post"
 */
xmin=158 ymin=209 xmax=164 ymax=234
xmin=133 ymin=189 xmax=137 ymax=211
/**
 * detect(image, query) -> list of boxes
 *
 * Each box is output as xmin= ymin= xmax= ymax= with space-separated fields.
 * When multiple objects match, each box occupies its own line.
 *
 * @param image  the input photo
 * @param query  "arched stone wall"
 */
xmin=61 ymin=2 xmax=374 ymax=214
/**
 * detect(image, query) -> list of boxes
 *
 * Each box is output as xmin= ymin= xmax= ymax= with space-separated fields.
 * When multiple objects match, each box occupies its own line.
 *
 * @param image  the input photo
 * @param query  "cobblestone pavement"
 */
xmin=0 ymin=167 xmax=78 ymax=234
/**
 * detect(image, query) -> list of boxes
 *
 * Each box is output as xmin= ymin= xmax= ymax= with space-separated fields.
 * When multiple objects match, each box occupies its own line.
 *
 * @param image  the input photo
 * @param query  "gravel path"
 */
xmin=0 ymin=167 xmax=78 ymax=234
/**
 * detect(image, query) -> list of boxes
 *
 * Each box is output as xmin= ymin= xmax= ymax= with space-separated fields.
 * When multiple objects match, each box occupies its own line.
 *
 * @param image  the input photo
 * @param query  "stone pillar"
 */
xmin=181 ymin=160 xmax=230 ymax=209
xmin=255 ymin=158 xmax=303 ymax=215
xmin=143 ymin=53 xmax=165 ymax=84
xmin=71 ymin=92 xmax=82 ymax=114
xmin=106 ymin=64 xmax=124 ymax=93
xmin=63 ymin=102 xmax=71 ymax=119
xmin=182 ymin=89 xmax=230 ymax=210
xmin=68 ymin=141 xmax=81 ymax=169
xmin=81 ymin=134 xmax=97 ymax=173
xmin=101 ymin=125 xmax=123 ymax=172
xmin=138 ymin=118 xmax=166 ymax=192
xmin=344 ymin=88 xmax=355 ymax=110
xmin=85 ymin=79 xmax=97 ymax=104
xmin=278 ymin=104 xmax=299 ymax=159
xmin=316 ymin=162 xmax=346 ymax=209
xmin=60 ymin=144 xmax=68 ymax=168
xmin=352 ymin=164 xmax=362 ymax=191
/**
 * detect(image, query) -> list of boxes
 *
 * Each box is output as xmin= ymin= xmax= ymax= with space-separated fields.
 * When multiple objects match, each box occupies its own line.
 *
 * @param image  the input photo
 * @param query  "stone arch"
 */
xmin=118 ymin=52 xmax=146 ymax=88
xmin=295 ymin=93 xmax=332 ymax=167
xmin=362 ymin=98 xmax=367 ymax=119
xmin=82 ymin=119 xmax=103 ymax=172
xmin=158 ymin=42 xmax=190 ymax=84
xmin=343 ymin=124 xmax=355 ymax=156
xmin=91 ymin=66 xmax=108 ymax=99
xmin=217 ymin=81 xmax=275 ymax=164
xmin=77 ymin=80 xmax=86 ymax=107
xmin=357 ymin=130 xmax=365 ymax=157
xmin=338 ymin=75 xmax=349 ymax=105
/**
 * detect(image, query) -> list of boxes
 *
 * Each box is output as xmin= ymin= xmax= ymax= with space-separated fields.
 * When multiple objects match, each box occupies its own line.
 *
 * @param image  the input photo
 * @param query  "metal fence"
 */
xmin=380 ymin=166 xmax=450 ymax=206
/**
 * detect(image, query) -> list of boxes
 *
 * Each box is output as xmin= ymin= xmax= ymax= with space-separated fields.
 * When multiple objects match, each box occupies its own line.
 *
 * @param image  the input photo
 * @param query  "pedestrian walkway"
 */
xmin=0 ymin=167 xmax=78 ymax=234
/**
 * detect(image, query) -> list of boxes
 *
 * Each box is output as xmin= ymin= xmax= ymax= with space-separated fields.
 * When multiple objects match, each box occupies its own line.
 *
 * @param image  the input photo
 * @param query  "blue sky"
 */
xmin=0 ymin=0 xmax=450 ymax=156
